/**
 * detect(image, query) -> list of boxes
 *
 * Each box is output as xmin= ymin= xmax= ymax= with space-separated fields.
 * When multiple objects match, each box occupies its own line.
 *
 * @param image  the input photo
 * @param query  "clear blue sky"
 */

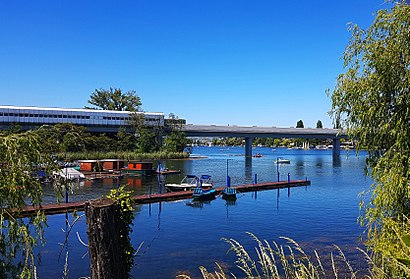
xmin=0 ymin=1 xmax=386 ymax=128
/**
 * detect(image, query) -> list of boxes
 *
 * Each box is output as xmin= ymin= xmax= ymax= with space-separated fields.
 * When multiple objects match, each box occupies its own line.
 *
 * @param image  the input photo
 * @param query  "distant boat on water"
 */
xmin=274 ymin=157 xmax=290 ymax=164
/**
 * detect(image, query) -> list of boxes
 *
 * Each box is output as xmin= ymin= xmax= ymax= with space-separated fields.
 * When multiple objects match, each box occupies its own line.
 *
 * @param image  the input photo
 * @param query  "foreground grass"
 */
xmin=177 ymin=233 xmax=373 ymax=279
xmin=56 ymin=151 xmax=189 ymax=161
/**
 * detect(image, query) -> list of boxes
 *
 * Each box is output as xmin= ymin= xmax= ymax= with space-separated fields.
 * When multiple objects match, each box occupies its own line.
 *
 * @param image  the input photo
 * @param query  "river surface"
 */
xmin=36 ymin=146 xmax=372 ymax=278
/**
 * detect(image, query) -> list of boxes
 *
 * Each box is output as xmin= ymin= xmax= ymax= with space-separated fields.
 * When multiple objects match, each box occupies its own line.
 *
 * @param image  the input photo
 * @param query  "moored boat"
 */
xmin=192 ymin=187 xmax=216 ymax=200
xmin=165 ymin=175 xmax=213 ymax=192
xmin=222 ymin=186 xmax=237 ymax=200
xmin=155 ymin=161 xmax=181 ymax=175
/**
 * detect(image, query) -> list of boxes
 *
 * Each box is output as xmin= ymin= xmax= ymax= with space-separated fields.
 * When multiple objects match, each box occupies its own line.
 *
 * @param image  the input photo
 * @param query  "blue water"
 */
xmin=35 ymin=147 xmax=371 ymax=278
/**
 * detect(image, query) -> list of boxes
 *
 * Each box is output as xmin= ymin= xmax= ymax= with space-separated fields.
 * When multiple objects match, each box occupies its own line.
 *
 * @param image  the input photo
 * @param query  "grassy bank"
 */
xmin=56 ymin=151 xmax=190 ymax=161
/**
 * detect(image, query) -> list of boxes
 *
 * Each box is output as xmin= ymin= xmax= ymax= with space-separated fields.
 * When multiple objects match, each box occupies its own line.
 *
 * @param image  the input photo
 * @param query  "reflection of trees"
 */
xmin=294 ymin=159 xmax=305 ymax=178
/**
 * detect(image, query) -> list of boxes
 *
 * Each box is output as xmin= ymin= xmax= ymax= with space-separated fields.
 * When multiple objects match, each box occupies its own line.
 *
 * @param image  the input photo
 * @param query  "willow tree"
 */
xmin=330 ymin=2 xmax=410 ymax=276
xmin=0 ymin=130 xmax=59 ymax=278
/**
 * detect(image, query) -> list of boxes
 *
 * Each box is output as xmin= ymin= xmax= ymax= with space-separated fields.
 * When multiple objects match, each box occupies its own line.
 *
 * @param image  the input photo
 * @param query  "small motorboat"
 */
xmin=222 ymin=186 xmax=237 ymax=200
xmin=192 ymin=187 xmax=216 ymax=200
xmin=192 ymin=175 xmax=217 ymax=200
xmin=155 ymin=162 xmax=181 ymax=175
xmin=156 ymin=169 xmax=182 ymax=175
xmin=165 ymin=175 xmax=213 ymax=192
xmin=274 ymin=157 xmax=290 ymax=164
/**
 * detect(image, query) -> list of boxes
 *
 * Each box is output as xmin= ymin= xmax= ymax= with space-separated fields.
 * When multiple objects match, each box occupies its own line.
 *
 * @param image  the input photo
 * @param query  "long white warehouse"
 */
xmin=0 ymin=105 xmax=165 ymax=127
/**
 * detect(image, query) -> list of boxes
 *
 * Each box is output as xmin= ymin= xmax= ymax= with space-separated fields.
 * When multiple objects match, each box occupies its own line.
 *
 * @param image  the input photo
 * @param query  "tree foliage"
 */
xmin=162 ymin=131 xmax=189 ymax=153
xmin=330 ymin=2 xmax=410 ymax=276
xmin=0 ymin=130 xmax=59 ymax=278
xmin=296 ymin=120 xmax=304 ymax=128
xmin=86 ymin=87 xmax=142 ymax=111
xmin=316 ymin=120 xmax=323 ymax=129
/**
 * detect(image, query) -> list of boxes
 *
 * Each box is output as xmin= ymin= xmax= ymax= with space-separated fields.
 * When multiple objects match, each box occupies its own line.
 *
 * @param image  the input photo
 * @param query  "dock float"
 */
xmin=16 ymin=180 xmax=310 ymax=217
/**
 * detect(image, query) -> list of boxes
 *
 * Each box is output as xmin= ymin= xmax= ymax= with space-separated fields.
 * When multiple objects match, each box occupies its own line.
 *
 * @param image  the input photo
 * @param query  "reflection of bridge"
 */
xmin=182 ymin=124 xmax=346 ymax=157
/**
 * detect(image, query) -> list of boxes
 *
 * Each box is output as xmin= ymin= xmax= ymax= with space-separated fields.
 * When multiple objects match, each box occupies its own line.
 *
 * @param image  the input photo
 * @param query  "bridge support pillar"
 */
xmin=333 ymin=138 xmax=341 ymax=157
xmin=245 ymin=137 xmax=253 ymax=157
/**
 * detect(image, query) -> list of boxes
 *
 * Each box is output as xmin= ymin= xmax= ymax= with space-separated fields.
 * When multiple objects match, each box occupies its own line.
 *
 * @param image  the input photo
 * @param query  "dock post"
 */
xmin=254 ymin=173 xmax=257 ymax=184
xmin=277 ymin=172 xmax=280 ymax=182
xmin=245 ymin=137 xmax=253 ymax=157
xmin=287 ymin=173 xmax=290 ymax=183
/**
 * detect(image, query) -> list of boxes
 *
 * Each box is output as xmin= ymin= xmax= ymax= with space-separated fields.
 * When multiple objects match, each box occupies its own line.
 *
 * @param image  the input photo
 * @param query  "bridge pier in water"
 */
xmin=245 ymin=137 xmax=253 ymax=157
xmin=332 ymin=138 xmax=341 ymax=157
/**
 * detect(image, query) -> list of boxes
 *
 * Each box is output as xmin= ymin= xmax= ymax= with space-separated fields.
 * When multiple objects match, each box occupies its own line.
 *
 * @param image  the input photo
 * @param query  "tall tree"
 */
xmin=86 ymin=87 xmax=142 ymax=111
xmin=316 ymin=120 xmax=323 ymax=129
xmin=296 ymin=120 xmax=304 ymax=128
xmin=330 ymin=2 xmax=410 ymax=276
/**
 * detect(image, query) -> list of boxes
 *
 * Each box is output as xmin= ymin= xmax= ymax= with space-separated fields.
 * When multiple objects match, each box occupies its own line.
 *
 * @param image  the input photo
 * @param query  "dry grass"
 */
xmin=177 ymin=233 xmax=372 ymax=279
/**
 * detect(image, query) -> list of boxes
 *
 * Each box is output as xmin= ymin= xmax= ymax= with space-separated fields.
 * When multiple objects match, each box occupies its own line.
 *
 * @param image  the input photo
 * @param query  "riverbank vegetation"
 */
xmin=4 ymin=121 xmax=190 ymax=161
xmin=178 ymin=233 xmax=372 ymax=279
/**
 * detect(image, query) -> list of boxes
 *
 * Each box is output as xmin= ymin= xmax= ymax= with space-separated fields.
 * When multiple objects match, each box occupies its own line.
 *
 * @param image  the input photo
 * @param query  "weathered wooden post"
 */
xmin=85 ymin=198 xmax=127 ymax=279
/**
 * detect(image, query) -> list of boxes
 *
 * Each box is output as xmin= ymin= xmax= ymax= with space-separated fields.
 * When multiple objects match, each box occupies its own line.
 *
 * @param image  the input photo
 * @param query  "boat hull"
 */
xmin=193 ymin=189 xmax=216 ymax=200
xmin=166 ymin=183 xmax=213 ymax=192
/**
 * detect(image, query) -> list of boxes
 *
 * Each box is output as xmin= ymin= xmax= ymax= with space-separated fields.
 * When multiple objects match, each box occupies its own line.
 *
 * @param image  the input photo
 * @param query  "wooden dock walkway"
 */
xmin=16 ymin=180 xmax=310 ymax=217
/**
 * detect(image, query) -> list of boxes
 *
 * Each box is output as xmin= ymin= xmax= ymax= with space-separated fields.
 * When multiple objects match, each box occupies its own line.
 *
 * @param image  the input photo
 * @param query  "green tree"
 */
xmin=316 ymin=120 xmax=323 ymax=129
xmin=162 ymin=113 xmax=189 ymax=152
xmin=86 ymin=87 xmax=142 ymax=111
xmin=330 ymin=2 xmax=410 ymax=276
xmin=296 ymin=120 xmax=304 ymax=128
xmin=0 ymin=130 xmax=59 ymax=278
xmin=162 ymin=131 xmax=189 ymax=152
xmin=136 ymin=128 xmax=159 ymax=153
xmin=116 ymin=127 xmax=137 ymax=151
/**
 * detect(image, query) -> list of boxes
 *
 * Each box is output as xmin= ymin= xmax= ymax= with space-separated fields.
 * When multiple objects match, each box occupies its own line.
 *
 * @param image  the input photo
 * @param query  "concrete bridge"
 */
xmin=182 ymin=124 xmax=346 ymax=157
xmin=0 ymin=105 xmax=346 ymax=157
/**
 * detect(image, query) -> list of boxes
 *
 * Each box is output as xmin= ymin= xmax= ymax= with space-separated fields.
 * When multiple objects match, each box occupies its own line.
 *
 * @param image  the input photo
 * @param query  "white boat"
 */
xmin=56 ymin=167 xmax=85 ymax=180
xmin=165 ymin=175 xmax=213 ymax=192
xmin=274 ymin=158 xmax=290 ymax=164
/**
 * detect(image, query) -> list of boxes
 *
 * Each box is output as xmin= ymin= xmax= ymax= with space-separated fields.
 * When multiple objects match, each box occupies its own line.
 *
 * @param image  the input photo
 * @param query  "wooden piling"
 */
xmin=85 ymin=199 xmax=127 ymax=279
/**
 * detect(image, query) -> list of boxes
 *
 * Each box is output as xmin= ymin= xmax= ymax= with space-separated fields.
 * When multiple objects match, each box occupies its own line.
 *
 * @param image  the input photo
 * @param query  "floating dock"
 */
xmin=15 ymin=180 xmax=310 ymax=217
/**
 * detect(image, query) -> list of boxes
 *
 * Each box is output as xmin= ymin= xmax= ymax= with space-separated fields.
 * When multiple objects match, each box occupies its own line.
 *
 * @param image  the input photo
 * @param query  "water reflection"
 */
xmin=295 ymin=159 xmax=305 ymax=178
xmin=315 ymin=157 xmax=323 ymax=168
xmin=185 ymin=200 xmax=212 ymax=209
xmin=245 ymin=157 xmax=252 ymax=181
xmin=333 ymin=155 xmax=341 ymax=168
xmin=225 ymin=198 xmax=236 ymax=218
